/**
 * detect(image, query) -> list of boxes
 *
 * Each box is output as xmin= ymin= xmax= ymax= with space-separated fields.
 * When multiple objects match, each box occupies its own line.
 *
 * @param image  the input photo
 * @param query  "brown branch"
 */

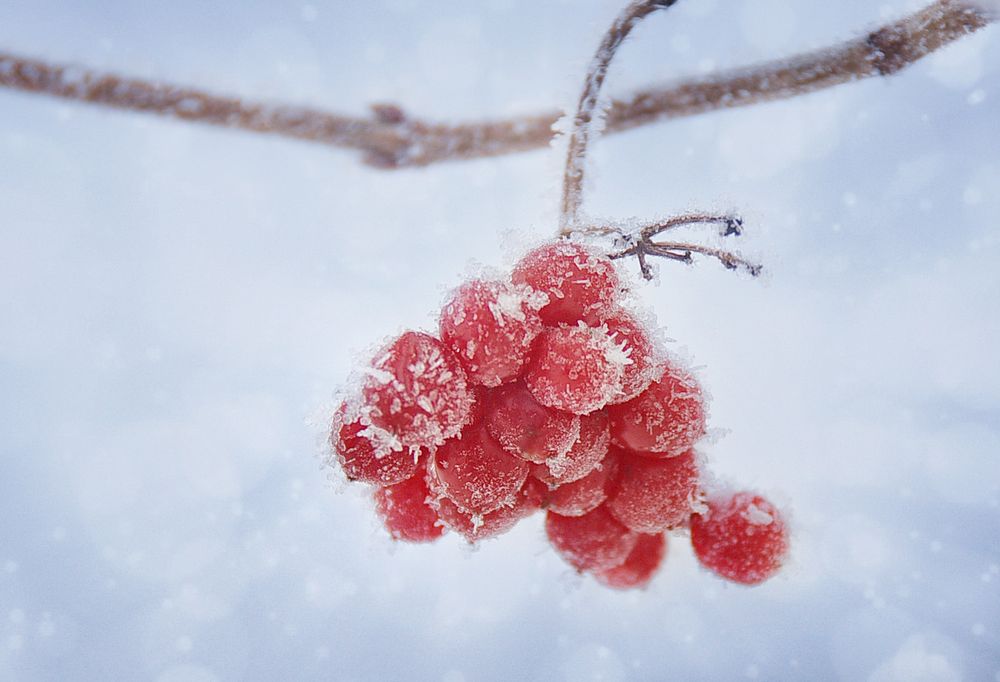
xmin=0 ymin=1 xmax=991 ymax=169
xmin=560 ymin=0 xmax=678 ymax=233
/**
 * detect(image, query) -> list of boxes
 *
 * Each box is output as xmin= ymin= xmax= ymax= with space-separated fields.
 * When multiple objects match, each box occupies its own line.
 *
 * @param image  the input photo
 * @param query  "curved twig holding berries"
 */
xmin=559 ymin=0 xmax=679 ymax=232
xmin=554 ymin=1 xmax=763 ymax=280
xmin=0 ymin=2 xmax=991 ymax=169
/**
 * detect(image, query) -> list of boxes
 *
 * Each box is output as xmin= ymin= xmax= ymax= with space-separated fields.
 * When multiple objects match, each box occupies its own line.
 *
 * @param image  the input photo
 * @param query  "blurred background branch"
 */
xmin=0 ymin=0 xmax=992 ymax=169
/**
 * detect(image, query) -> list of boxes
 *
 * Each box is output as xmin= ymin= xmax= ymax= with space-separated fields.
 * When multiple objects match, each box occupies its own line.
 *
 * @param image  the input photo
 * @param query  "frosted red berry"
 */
xmin=512 ymin=241 xmax=619 ymax=325
xmin=329 ymin=238 xmax=790 ymax=588
xmin=545 ymin=447 xmax=619 ymax=517
xmin=601 ymin=311 xmax=659 ymax=405
xmin=525 ymin=325 xmax=626 ymax=415
xmin=594 ymin=533 xmax=666 ymax=590
xmin=330 ymin=403 xmax=421 ymax=485
xmin=608 ymin=363 xmax=706 ymax=456
xmin=606 ymin=449 xmax=699 ymax=533
xmin=484 ymin=383 xmax=580 ymax=464
xmin=373 ymin=474 xmax=445 ymax=543
xmin=439 ymin=279 xmax=545 ymax=387
xmin=531 ymin=410 xmax=610 ymax=486
xmin=690 ymin=491 xmax=789 ymax=586
xmin=433 ymin=478 xmax=543 ymax=542
xmin=363 ymin=331 xmax=475 ymax=449
xmin=545 ymin=505 xmax=638 ymax=572
xmin=428 ymin=425 xmax=529 ymax=514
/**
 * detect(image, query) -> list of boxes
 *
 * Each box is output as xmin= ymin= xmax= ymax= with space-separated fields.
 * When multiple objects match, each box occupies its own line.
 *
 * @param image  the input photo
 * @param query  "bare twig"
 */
xmin=559 ymin=0 xmax=678 ymax=233
xmin=577 ymin=211 xmax=742 ymax=238
xmin=0 ymin=1 xmax=990 ymax=169
xmin=605 ymin=214 xmax=760 ymax=280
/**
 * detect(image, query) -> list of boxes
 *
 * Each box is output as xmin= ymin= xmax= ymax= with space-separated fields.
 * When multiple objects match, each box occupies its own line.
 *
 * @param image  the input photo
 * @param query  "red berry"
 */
xmin=690 ymin=491 xmax=789 ymax=586
xmin=433 ymin=478 xmax=543 ymax=542
xmin=485 ymin=383 xmax=580 ymax=464
xmin=532 ymin=410 xmax=610 ymax=486
xmin=545 ymin=505 xmax=638 ymax=572
xmin=601 ymin=311 xmax=658 ymax=405
xmin=330 ymin=402 xmax=421 ymax=485
xmin=606 ymin=449 xmax=699 ymax=533
xmin=373 ymin=474 xmax=445 ymax=543
xmin=512 ymin=241 xmax=619 ymax=325
xmin=608 ymin=363 xmax=705 ymax=456
xmin=363 ymin=331 xmax=475 ymax=449
xmin=525 ymin=325 xmax=627 ymax=415
xmin=428 ymin=425 xmax=529 ymax=514
xmin=439 ymin=279 xmax=545 ymax=387
xmin=594 ymin=533 xmax=666 ymax=590
xmin=545 ymin=447 xmax=620 ymax=517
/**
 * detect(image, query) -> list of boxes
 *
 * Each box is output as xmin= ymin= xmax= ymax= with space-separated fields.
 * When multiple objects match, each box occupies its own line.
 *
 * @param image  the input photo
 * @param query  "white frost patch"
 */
xmin=603 ymin=334 xmax=634 ymax=369
xmin=362 ymin=366 xmax=395 ymax=385
xmin=489 ymin=289 xmax=527 ymax=324
xmin=357 ymin=423 xmax=403 ymax=458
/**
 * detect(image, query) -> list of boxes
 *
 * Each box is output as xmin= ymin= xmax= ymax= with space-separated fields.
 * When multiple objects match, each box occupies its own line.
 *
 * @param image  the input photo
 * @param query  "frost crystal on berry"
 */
xmin=440 ymin=280 xmax=545 ymax=387
xmin=524 ymin=324 xmax=626 ymax=415
xmin=484 ymin=383 xmax=581 ymax=464
xmin=432 ymin=478 xmax=542 ymax=542
xmin=373 ymin=474 xmax=445 ymax=543
xmin=512 ymin=241 xmax=619 ymax=325
xmin=600 ymin=311 xmax=659 ymax=404
xmin=608 ymin=363 xmax=706 ymax=456
xmin=545 ymin=505 xmax=638 ymax=573
xmin=594 ymin=532 xmax=666 ymax=590
xmin=427 ymin=424 xmax=529 ymax=514
xmin=363 ymin=331 xmax=475 ymax=449
xmin=533 ymin=410 xmax=610 ymax=486
xmin=330 ymin=401 xmax=419 ymax=485
xmin=690 ymin=491 xmax=789 ymax=586
xmin=606 ymin=449 xmax=699 ymax=533
xmin=545 ymin=447 xmax=619 ymax=517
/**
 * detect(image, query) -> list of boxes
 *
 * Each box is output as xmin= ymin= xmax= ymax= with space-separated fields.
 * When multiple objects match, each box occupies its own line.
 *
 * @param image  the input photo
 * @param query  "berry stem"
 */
xmin=558 ymin=0 xmax=679 ymax=235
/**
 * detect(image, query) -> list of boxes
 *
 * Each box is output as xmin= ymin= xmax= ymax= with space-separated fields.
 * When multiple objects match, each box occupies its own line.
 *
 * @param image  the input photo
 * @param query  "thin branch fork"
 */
xmin=604 ymin=214 xmax=761 ymax=280
xmin=0 ymin=1 xmax=991 ymax=169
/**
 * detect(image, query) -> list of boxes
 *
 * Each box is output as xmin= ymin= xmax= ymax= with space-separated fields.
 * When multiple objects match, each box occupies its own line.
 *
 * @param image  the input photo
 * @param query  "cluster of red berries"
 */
xmin=330 ymin=241 xmax=789 ymax=589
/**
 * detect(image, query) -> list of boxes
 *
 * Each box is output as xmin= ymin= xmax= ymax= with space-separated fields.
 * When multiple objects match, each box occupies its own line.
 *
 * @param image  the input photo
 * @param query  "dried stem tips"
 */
xmin=606 ymin=214 xmax=762 ymax=280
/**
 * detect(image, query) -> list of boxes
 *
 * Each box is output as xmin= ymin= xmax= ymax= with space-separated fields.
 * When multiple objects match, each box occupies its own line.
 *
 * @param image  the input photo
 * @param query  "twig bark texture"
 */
xmin=0 ymin=1 xmax=992 ymax=170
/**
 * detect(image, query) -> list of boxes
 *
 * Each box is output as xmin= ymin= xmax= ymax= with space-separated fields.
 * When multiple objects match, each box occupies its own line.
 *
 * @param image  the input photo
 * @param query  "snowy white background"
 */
xmin=1 ymin=1 xmax=998 ymax=680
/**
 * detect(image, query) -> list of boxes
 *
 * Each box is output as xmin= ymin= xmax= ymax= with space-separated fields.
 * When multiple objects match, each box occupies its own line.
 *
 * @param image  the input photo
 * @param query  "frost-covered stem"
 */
xmin=558 ymin=0 xmax=678 ymax=236
xmin=0 ymin=1 xmax=991 ymax=168
xmin=607 ymin=213 xmax=760 ymax=280
xmin=579 ymin=212 xmax=743 ymax=238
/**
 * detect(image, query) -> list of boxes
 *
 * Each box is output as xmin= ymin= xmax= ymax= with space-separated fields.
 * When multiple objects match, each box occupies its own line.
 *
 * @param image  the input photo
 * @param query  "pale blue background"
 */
xmin=1 ymin=1 xmax=998 ymax=680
